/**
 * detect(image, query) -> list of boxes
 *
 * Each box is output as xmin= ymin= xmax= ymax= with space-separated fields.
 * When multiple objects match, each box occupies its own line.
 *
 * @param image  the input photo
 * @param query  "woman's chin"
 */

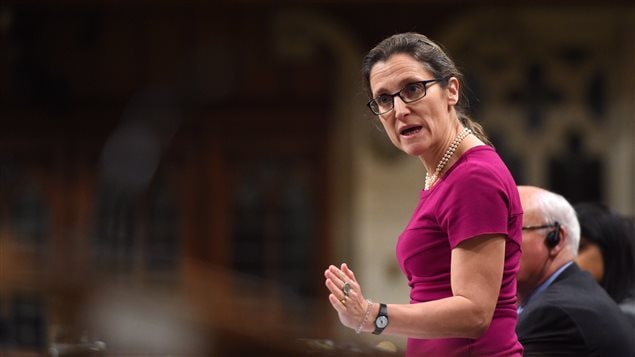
xmin=397 ymin=138 xmax=429 ymax=156
xmin=400 ymin=145 xmax=425 ymax=157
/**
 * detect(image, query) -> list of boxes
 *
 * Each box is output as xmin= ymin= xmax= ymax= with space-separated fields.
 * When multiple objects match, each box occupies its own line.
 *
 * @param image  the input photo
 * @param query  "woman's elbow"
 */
xmin=463 ymin=309 xmax=493 ymax=339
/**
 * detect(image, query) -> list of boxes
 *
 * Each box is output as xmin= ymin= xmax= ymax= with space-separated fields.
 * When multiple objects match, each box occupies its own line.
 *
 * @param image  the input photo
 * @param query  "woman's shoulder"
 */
xmin=450 ymin=145 xmax=508 ymax=178
xmin=443 ymin=145 xmax=519 ymax=199
xmin=461 ymin=144 xmax=502 ymax=165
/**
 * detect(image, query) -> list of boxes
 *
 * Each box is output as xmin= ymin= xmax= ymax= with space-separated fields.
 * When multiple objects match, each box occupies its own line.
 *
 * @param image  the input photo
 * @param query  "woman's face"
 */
xmin=368 ymin=53 xmax=459 ymax=157
xmin=575 ymin=237 xmax=604 ymax=282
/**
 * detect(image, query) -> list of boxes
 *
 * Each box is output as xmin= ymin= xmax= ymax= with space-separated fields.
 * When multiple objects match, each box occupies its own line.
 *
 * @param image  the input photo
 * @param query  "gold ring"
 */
xmin=340 ymin=298 xmax=346 ymax=305
xmin=342 ymin=281 xmax=352 ymax=296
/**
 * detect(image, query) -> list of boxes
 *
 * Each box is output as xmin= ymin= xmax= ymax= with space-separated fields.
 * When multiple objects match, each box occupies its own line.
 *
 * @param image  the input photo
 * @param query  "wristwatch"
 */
xmin=372 ymin=303 xmax=389 ymax=335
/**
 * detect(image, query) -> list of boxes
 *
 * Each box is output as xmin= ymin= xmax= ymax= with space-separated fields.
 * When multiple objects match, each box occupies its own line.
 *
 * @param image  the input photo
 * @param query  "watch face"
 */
xmin=376 ymin=315 xmax=388 ymax=328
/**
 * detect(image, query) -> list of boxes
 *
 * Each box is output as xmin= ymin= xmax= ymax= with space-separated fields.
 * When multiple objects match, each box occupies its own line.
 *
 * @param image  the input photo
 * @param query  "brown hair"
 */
xmin=361 ymin=32 xmax=492 ymax=146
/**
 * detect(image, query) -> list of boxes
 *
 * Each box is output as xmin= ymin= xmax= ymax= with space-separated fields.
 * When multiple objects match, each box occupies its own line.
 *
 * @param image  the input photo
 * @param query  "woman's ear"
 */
xmin=447 ymin=77 xmax=459 ymax=106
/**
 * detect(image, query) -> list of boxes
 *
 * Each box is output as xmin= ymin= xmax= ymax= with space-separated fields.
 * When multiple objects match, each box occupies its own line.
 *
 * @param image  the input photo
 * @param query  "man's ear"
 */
xmin=548 ymin=228 xmax=566 ymax=257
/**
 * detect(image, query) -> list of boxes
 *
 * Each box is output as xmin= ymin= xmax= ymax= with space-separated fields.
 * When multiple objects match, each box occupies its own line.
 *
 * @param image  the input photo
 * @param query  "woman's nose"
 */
xmin=393 ymin=96 xmax=411 ymax=119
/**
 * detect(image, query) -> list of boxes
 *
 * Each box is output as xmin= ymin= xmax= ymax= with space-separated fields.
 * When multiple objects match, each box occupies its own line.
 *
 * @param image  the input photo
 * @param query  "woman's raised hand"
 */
xmin=324 ymin=263 xmax=371 ymax=331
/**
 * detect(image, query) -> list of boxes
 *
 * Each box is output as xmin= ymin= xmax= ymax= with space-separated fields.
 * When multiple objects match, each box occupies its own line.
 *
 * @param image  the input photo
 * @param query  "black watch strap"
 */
xmin=372 ymin=303 xmax=389 ymax=335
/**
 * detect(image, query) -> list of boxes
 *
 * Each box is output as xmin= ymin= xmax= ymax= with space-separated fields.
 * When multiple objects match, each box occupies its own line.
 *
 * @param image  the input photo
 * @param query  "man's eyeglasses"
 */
xmin=367 ymin=78 xmax=446 ymax=115
xmin=521 ymin=223 xmax=559 ymax=231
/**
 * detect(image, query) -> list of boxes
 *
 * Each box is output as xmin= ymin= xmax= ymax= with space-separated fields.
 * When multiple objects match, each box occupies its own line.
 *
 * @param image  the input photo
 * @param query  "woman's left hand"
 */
xmin=324 ymin=263 xmax=370 ymax=331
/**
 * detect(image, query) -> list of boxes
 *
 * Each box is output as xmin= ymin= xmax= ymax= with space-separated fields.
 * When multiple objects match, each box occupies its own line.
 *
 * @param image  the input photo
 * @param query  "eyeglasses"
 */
xmin=521 ymin=223 xmax=559 ymax=231
xmin=367 ymin=78 xmax=446 ymax=115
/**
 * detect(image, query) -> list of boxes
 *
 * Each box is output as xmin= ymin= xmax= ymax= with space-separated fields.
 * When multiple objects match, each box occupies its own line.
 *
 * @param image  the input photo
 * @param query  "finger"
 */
xmin=331 ymin=264 xmax=348 ymax=282
xmin=325 ymin=278 xmax=348 ymax=301
xmin=325 ymin=265 xmax=339 ymax=281
xmin=327 ymin=266 xmax=347 ymax=287
xmin=327 ymin=266 xmax=358 ymax=300
xmin=323 ymin=266 xmax=333 ymax=278
xmin=325 ymin=278 xmax=339 ymax=294
xmin=339 ymin=265 xmax=361 ymax=296
xmin=329 ymin=293 xmax=347 ymax=313
xmin=341 ymin=263 xmax=357 ymax=283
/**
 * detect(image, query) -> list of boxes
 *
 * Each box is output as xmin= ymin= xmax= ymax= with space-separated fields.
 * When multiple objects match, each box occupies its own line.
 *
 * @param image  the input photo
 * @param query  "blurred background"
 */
xmin=0 ymin=1 xmax=633 ymax=355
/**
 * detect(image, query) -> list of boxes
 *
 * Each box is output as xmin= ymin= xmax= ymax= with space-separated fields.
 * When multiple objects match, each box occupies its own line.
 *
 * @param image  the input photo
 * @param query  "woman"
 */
xmin=324 ymin=32 xmax=523 ymax=356
xmin=574 ymin=202 xmax=635 ymax=326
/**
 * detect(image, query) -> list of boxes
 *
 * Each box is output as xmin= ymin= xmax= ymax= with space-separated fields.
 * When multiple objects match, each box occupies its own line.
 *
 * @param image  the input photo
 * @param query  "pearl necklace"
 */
xmin=424 ymin=127 xmax=472 ymax=190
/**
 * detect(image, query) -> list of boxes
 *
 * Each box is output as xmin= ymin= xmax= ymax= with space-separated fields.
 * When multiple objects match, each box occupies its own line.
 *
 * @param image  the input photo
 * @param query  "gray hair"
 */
xmin=532 ymin=189 xmax=581 ymax=256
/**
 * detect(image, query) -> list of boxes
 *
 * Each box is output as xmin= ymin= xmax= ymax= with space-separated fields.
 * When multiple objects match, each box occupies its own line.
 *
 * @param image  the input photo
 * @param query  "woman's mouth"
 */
xmin=400 ymin=126 xmax=422 ymax=136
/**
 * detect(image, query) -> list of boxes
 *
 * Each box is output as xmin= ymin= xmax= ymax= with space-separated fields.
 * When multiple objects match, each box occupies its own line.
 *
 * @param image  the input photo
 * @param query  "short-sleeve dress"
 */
xmin=396 ymin=145 xmax=524 ymax=356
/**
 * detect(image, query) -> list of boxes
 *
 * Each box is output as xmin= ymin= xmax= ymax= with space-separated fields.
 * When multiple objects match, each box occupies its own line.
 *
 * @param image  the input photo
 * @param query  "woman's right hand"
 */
xmin=324 ymin=263 xmax=373 ymax=332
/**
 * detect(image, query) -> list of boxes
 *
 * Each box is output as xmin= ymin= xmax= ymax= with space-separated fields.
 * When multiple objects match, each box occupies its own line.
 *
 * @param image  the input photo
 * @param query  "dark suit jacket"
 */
xmin=516 ymin=263 xmax=635 ymax=357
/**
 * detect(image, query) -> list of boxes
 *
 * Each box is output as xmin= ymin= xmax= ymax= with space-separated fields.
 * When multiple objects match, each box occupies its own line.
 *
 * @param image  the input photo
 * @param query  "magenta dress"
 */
xmin=396 ymin=146 xmax=524 ymax=356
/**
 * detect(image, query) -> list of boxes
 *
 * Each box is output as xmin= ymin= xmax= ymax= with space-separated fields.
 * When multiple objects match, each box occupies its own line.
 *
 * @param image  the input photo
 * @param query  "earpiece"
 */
xmin=545 ymin=221 xmax=561 ymax=248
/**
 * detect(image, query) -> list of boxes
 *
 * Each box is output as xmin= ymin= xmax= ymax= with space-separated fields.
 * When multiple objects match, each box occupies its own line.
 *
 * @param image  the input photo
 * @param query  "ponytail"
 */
xmin=459 ymin=113 xmax=492 ymax=147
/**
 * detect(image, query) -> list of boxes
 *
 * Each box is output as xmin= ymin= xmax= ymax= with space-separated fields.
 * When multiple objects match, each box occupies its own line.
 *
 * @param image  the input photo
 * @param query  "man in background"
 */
xmin=516 ymin=185 xmax=635 ymax=356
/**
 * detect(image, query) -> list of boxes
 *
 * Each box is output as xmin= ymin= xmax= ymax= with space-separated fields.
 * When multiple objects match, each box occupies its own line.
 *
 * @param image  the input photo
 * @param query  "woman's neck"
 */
xmin=420 ymin=127 xmax=485 ymax=189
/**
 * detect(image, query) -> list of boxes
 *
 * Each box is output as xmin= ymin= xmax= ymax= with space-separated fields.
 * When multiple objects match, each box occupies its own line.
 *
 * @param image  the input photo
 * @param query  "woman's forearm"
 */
xmin=361 ymin=295 xmax=493 ymax=339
